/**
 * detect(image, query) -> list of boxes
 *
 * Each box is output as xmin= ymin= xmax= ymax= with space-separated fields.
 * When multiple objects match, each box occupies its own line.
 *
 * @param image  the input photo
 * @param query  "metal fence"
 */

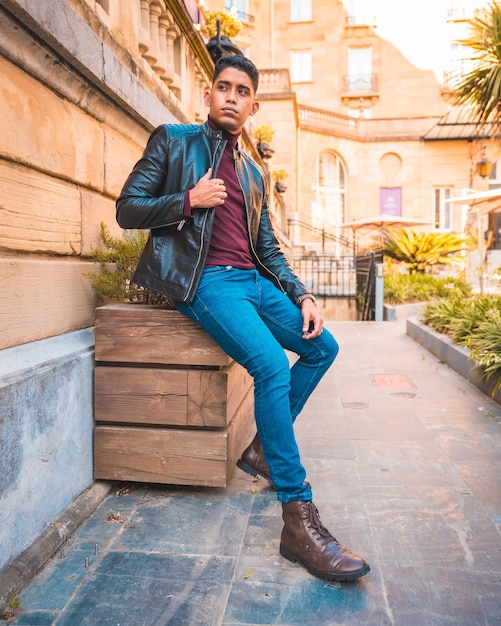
xmin=355 ymin=249 xmax=384 ymax=321
xmin=289 ymin=254 xmax=356 ymax=297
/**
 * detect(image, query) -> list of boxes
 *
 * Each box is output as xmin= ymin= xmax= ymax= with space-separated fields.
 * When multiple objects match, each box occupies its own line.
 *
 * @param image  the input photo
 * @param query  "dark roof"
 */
xmin=421 ymin=106 xmax=491 ymax=141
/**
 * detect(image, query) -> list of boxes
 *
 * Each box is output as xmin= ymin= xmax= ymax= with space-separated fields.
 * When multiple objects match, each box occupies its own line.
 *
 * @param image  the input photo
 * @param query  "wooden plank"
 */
xmin=94 ymin=304 xmax=231 ymax=367
xmin=187 ymin=362 xmax=253 ymax=427
xmin=95 ymin=361 xmax=253 ymax=427
xmin=93 ymin=386 xmax=255 ymax=487
xmin=94 ymin=367 xmax=189 ymax=426
xmin=225 ymin=387 xmax=255 ymax=485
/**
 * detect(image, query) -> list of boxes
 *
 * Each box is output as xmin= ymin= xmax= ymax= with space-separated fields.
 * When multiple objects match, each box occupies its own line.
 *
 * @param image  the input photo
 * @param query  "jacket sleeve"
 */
xmin=116 ymin=125 xmax=186 ymax=230
xmin=255 ymin=196 xmax=311 ymax=304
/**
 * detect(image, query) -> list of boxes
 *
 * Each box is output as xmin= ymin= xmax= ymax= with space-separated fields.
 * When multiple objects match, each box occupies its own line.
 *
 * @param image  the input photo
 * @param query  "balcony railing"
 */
xmin=298 ymin=105 xmax=358 ymax=136
xmin=343 ymin=73 xmax=378 ymax=94
xmin=298 ymin=104 xmax=440 ymax=140
xmin=447 ymin=7 xmax=476 ymax=21
xmin=345 ymin=14 xmax=376 ymax=27
xmin=234 ymin=10 xmax=254 ymax=23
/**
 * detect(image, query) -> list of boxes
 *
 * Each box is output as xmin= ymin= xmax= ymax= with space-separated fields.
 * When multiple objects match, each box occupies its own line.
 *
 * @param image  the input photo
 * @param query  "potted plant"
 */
xmin=85 ymin=222 xmax=171 ymax=306
xmin=201 ymin=8 xmax=244 ymax=62
xmin=200 ymin=8 xmax=243 ymax=40
xmin=252 ymin=124 xmax=275 ymax=160
xmin=272 ymin=169 xmax=288 ymax=193
xmin=86 ymin=223 xmax=255 ymax=488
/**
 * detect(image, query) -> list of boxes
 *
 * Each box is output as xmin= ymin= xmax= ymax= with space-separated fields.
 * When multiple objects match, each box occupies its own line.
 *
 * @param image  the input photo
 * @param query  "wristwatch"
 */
xmin=295 ymin=293 xmax=316 ymax=306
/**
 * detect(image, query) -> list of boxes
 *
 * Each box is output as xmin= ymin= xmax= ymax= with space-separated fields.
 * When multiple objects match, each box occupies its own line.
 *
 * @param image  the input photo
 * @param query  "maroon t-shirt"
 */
xmin=184 ymin=118 xmax=255 ymax=269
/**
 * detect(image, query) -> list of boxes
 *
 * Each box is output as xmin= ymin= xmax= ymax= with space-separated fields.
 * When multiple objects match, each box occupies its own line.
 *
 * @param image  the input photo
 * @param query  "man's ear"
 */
xmin=204 ymin=91 xmax=211 ymax=107
xmin=250 ymin=101 xmax=259 ymax=116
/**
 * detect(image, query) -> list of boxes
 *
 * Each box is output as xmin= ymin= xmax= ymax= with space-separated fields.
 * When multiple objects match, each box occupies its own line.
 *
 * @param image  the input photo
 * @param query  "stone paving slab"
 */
xmin=5 ymin=320 xmax=501 ymax=625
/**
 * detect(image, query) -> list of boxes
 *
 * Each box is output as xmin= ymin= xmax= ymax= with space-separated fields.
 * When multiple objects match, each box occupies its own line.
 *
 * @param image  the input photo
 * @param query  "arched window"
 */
xmin=312 ymin=152 xmax=346 ymax=253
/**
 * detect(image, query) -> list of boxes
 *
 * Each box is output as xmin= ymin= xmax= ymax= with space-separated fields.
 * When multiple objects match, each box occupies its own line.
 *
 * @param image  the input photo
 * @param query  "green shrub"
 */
xmin=421 ymin=294 xmax=501 ymax=394
xmin=85 ymin=223 xmax=171 ymax=305
xmin=384 ymin=272 xmax=471 ymax=305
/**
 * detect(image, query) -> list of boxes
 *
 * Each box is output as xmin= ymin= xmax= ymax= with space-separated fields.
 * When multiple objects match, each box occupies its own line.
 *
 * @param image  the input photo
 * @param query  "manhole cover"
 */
xmin=342 ymin=402 xmax=369 ymax=409
xmin=390 ymin=392 xmax=417 ymax=398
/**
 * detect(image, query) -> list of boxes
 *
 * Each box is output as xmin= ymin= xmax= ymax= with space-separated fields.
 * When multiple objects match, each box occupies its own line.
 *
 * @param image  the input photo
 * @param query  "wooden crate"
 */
xmin=93 ymin=304 xmax=255 ymax=487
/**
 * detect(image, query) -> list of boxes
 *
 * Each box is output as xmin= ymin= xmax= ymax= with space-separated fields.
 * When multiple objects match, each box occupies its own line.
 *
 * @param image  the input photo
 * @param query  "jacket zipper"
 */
xmin=184 ymin=136 xmax=224 ymax=300
xmin=177 ymin=136 xmax=223 ymax=232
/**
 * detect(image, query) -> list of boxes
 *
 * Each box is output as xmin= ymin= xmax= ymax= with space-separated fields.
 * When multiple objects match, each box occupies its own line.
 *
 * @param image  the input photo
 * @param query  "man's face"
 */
xmin=204 ymin=67 xmax=259 ymax=134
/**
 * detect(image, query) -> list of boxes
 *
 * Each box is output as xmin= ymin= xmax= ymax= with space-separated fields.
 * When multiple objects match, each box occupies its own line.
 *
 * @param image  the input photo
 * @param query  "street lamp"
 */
xmin=476 ymin=145 xmax=493 ymax=178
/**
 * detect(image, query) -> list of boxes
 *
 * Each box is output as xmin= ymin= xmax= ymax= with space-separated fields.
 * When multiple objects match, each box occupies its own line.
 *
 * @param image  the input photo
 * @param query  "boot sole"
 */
xmin=236 ymin=459 xmax=275 ymax=487
xmin=279 ymin=543 xmax=370 ymax=582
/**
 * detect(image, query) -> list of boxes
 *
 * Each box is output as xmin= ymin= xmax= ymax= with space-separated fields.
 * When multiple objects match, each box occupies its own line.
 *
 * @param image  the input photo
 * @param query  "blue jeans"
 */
xmin=175 ymin=266 xmax=339 ymax=503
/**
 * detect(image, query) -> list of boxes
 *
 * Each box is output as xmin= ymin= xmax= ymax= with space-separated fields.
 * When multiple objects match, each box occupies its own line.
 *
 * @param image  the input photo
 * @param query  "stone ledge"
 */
xmin=0 ymin=481 xmax=112 ymax=614
xmin=406 ymin=316 xmax=501 ymax=405
xmin=384 ymin=302 xmax=425 ymax=321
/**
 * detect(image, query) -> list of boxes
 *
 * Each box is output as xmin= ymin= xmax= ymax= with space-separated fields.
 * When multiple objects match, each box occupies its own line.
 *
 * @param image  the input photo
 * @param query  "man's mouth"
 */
xmin=222 ymin=108 xmax=238 ymax=114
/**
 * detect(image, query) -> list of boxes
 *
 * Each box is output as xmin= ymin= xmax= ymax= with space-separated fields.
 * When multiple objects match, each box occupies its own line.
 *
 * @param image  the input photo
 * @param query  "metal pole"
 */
xmin=375 ymin=263 xmax=384 ymax=322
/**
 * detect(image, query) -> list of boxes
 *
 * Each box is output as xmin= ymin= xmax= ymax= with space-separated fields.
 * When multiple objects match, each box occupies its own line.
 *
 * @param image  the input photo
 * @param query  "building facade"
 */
xmin=218 ymin=0 xmax=498 ymax=261
xmin=0 ymin=0 xmax=218 ymax=574
xmin=1 ymin=0 xmax=498 ymax=579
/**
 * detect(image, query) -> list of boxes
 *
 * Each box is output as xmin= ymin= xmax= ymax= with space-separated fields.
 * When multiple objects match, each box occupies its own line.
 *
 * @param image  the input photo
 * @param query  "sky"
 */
xmin=344 ymin=0 xmax=483 ymax=80
xmin=373 ymin=0 xmax=451 ymax=79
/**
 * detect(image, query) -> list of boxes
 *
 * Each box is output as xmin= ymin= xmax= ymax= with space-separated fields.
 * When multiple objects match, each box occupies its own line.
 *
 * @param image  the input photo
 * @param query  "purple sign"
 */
xmin=380 ymin=187 xmax=402 ymax=216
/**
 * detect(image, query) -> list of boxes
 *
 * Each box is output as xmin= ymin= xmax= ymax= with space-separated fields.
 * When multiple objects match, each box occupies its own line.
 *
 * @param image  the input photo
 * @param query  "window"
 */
xmin=290 ymin=50 xmax=312 ymax=82
xmin=347 ymin=47 xmax=372 ymax=92
xmin=225 ymin=0 xmax=248 ymax=19
xmin=290 ymin=0 xmax=311 ymax=22
xmin=312 ymin=152 xmax=346 ymax=255
xmin=434 ymin=188 xmax=452 ymax=230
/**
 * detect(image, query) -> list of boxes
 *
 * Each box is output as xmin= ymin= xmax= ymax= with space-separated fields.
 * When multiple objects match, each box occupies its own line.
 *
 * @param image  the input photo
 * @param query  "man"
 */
xmin=116 ymin=54 xmax=370 ymax=582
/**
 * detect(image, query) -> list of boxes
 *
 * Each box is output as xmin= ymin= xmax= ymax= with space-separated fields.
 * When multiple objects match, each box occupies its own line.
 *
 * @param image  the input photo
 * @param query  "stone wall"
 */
xmin=0 ymin=0 xmax=213 ymax=573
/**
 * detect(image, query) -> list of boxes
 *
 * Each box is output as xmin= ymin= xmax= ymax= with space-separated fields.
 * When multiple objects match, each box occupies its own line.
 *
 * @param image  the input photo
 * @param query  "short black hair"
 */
xmin=213 ymin=55 xmax=259 ymax=93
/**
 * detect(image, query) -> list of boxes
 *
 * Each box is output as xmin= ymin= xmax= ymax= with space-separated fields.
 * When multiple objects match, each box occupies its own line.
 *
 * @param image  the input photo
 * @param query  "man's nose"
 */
xmin=226 ymin=88 xmax=237 ymax=102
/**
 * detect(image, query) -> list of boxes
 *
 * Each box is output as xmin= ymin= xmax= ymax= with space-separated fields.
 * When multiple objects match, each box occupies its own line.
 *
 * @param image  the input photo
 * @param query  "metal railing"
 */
xmin=287 ymin=218 xmax=354 ymax=254
xmin=342 ymin=73 xmax=378 ymax=94
xmin=290 ymin=254 xmax=356 ymax=298
xmin=355 ymin=249 xmax=384 ymax=321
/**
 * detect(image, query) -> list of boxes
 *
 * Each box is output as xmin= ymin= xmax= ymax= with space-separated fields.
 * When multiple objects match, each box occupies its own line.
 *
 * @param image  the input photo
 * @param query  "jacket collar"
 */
xmin=205 ymin=116 xmax=240 ymax=150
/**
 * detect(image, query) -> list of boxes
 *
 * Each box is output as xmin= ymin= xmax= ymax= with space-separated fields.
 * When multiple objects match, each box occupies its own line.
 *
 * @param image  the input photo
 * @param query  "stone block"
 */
xmin=0 ymin=258 xmax=96 ymax=350
xmin=0 ymin=161 xmax=81 ymax=254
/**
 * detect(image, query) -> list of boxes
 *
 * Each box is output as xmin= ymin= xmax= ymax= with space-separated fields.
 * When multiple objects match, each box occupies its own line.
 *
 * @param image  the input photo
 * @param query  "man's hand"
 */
xmin=300 ymin=298 xmax=323 ymax=339
xmin=189 ymin=168 xmax=227 ymax=208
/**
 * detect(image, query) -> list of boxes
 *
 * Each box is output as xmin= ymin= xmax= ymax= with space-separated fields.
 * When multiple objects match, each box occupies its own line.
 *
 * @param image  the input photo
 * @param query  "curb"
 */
xmin=384 ymin=302 xmax=425 ymax=321
xmin=0 ymin=481 xmax=112 ymax=613
xmin=406 ymin=316 xmax=501 ymax=405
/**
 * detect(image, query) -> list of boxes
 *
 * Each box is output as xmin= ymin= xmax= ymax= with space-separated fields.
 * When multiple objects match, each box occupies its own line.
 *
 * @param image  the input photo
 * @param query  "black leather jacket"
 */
xmin=116 ymin=121 xmax=309 ymax=304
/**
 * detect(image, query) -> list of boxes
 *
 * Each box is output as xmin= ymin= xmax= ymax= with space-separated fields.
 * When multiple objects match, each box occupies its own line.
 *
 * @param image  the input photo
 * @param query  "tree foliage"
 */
xmin=451 ymin=0 xmax=501 ymax=140
xmin=381 ymin=227 xmax=474 ymax=273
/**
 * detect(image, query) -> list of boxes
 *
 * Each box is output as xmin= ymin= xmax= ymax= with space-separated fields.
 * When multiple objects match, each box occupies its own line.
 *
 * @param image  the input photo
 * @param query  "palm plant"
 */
xmin=451 ymin=0 xmax=501 ymax=141
xmin=381 ymin=227 xmax=474 ymax=273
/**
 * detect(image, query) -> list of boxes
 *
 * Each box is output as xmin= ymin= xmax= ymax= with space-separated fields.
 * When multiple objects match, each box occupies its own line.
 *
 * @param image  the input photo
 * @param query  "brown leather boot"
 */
xmin=236 ymin=433 xmax=274 ymax=487
xmin=280 ymin=501 xmax=370 ymax=582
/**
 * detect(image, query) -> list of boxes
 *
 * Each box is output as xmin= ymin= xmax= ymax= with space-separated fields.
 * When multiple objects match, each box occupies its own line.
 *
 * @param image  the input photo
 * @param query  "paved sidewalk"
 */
xmin=5 ymin=320 xmax=501 ymax=625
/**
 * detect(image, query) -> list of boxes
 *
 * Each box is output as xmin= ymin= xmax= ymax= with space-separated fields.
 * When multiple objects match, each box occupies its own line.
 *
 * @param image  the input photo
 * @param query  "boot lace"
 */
xmin=302 ymin=502 xmax=338 ymax=547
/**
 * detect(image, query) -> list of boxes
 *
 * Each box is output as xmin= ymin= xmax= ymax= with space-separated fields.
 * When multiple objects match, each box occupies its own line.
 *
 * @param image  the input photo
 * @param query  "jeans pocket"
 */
xmin=197 ymin=265 xmax=233 ymax=290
